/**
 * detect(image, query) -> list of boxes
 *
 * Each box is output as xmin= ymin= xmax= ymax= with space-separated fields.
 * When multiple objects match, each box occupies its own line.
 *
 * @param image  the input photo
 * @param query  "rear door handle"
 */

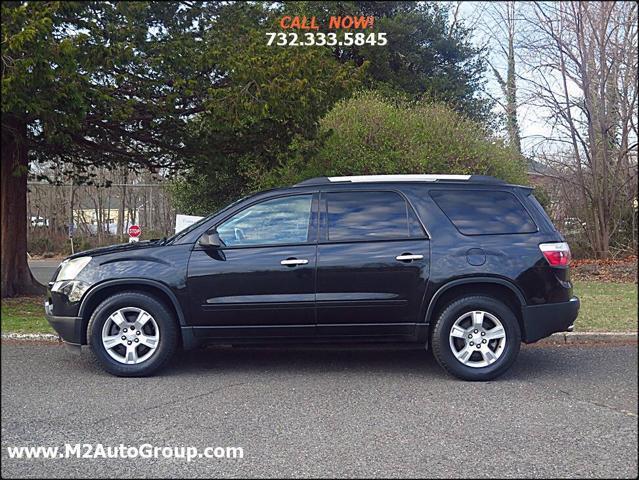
xmin=395 ymin=254 xmax=424 ymax=262
xmin=280 ymin=258 xmax=309 ymax=266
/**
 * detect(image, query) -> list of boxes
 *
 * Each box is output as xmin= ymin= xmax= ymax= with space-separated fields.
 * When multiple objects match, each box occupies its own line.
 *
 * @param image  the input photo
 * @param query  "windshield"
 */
xmin=164 ymin=214 xmax=213 ymax=244
xmin=164 ymin=194 xmax=254 ymax=244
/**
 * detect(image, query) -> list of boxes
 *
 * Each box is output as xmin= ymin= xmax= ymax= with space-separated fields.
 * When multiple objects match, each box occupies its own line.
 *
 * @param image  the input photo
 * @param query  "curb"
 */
xmin=1 ymin=333 xmax=60 ymax=342
xmin=1 ymin=332 xmax=637 ymax=345
xmin=534 ymin=332 xmax=637 ymax=345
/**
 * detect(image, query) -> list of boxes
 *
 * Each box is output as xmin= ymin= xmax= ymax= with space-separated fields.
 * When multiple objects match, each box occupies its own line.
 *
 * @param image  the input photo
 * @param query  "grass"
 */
xmin=0 ymin=281 xmax=636 ymax=334
xmin=1 ymin=296 xmax=53 ymax=334
xmin=573 ymin=281 xmax=637 ymax=332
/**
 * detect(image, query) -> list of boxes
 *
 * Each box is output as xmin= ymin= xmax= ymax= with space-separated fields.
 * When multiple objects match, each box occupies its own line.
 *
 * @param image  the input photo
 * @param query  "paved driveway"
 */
xmin=1 ymin=343 xmax=637 ymax=478
xmin=28 ymin=259 xmax=60 ymax=285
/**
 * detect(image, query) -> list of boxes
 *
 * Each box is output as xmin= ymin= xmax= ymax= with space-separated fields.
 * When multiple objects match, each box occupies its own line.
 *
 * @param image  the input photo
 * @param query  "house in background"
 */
xmin=73 ymin=207 xmax=140 ymax=235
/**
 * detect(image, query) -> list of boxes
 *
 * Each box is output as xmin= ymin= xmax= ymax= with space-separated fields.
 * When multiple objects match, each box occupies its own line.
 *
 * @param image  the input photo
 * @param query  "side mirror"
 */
xmin=198 ymin=229 xmax=222 ymax=248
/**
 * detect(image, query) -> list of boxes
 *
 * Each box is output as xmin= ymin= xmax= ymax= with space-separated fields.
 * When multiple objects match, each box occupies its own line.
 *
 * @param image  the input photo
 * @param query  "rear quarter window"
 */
xmin=526 ymin=192 xmax=557 ymax=232
xmin=430 ymin=190 xmax=537 ymax=235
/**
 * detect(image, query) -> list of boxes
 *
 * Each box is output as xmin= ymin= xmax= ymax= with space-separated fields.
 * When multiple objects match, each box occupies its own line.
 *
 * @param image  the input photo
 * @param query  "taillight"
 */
xmin=539 ymin=242 xmax=571 ymax=266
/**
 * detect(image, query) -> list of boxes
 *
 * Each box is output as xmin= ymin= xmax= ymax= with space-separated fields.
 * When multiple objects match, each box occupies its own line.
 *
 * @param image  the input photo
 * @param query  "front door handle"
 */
xmin=281 ymin=258 xmax=309 ymax=266
xmin=395 ymin=254 xmax=424 ymax=262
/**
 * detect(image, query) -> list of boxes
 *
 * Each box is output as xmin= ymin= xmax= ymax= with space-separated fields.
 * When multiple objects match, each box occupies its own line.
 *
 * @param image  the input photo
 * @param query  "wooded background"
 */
xmin=2 ymin=1 xmax=637 ymax=297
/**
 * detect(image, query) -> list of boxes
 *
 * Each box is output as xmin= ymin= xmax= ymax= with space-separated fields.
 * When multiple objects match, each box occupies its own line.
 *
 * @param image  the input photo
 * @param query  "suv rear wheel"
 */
xmin=431 ymin=295 xmax=521 ymax=381
xmin=87 ymin=291 xmax=178 ymax=376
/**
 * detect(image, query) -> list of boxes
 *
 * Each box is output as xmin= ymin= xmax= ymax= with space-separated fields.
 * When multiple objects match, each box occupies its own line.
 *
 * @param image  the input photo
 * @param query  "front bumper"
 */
xmin=45 ymin=300 xmax=84 ymax=346
xmin=521 ymin=296 xmax=580 ymax=343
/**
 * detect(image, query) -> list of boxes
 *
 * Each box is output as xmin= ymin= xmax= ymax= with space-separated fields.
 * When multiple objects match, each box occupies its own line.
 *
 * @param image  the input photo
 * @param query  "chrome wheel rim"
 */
xmin=101 ymin=307 xmax=160 ymax=365
xmin=449 ymin=310 xmax=506 ymax=368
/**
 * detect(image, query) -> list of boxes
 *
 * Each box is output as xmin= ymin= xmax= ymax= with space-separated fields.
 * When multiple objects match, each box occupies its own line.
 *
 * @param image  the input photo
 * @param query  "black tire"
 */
xmin=431 ymin=295 xmax=521 ymax=381
xmin=87 ymin=291 xmax=179 ymax=377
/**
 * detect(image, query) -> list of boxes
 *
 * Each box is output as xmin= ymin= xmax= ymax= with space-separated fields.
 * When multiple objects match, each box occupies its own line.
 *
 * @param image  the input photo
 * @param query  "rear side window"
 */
xmin=430 ymin=190 xmax=537 ymax=235
xmin=326 ymin=191 xmax=424 ymax=241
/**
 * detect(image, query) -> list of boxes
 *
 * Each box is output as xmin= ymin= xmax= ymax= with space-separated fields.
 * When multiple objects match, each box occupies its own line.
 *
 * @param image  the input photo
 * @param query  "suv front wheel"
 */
xmin=431 ymin=295 xmax=521 ymax=381
xmin=87 ymin=291 xmax=179 ymax=376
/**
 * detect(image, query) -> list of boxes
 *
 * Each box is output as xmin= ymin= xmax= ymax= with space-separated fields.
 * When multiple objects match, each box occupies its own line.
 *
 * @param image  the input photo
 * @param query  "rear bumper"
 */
xmin=521 ymin=296 xmax=580 ymax=343
xmin=45 ymin=300 xmax=84 ymax=345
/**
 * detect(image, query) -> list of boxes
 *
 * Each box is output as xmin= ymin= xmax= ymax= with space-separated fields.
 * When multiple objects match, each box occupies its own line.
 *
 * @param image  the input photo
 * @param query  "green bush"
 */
xmin=258 ymin=91 xmax=527 ymax=188
xmin=27 ymin=236 xmax=55 ymax=256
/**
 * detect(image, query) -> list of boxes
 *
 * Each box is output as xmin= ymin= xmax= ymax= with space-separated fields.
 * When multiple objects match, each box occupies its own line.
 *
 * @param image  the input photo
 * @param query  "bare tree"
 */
xmin=520 ymin=1 xmax=638 ymax=258
xmin=480 ymin=1 xmax=523 ymax=153
xmin=26 ymin=164 xmax=176 ymax=255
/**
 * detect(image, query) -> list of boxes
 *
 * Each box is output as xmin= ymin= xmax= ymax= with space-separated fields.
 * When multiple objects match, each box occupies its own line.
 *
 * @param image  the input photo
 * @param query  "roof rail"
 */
xmin=294 ymin=174 xmax=505 ymax=186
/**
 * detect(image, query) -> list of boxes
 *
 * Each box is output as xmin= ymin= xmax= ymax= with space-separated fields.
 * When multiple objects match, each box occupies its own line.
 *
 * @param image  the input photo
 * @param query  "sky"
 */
xmin=452 ymin=1 xmax=557 ymax=156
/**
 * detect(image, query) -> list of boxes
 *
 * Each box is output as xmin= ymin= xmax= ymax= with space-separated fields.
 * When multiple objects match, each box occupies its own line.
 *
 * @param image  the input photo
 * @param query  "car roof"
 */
xmin=293 ymin=174 xmax=508 ymax=187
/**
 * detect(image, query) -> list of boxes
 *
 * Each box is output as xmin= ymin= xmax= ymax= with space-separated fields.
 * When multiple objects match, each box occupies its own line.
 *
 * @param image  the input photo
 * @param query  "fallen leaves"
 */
xmin=571 ymin=255 xmax=637 ymax=283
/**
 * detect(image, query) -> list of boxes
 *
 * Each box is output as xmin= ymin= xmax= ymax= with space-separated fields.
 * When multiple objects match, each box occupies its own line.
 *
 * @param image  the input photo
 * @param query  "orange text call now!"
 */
xmin=279 ymin=16 xmax=375 ymax=30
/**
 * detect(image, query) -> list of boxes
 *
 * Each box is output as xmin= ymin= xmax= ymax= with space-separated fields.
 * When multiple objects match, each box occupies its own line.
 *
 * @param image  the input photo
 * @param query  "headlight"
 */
xmin=56 ymin=256 xmax=92 ymax=281
xmin=51 ymin=280 xmax=90 ymax=302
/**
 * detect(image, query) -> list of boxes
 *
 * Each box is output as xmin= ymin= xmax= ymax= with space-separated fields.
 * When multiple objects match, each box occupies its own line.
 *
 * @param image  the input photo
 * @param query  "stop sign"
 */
xmin=128 ymin=225 xmax=141 ymax=238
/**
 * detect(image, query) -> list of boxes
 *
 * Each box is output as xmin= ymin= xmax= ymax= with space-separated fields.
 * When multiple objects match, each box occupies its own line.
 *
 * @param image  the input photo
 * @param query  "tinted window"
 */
xmin=430 ymin=190 xmax=537 ymax=235
xmin=527 ymin=193 xmax=556 ymax=231
xmin=326 ymin=191 xmax=423 ymax=241
xmin=218 ymin=195 xmax=313 ymax=246
xmin=408 ymin=207 xmax=425 ymax=237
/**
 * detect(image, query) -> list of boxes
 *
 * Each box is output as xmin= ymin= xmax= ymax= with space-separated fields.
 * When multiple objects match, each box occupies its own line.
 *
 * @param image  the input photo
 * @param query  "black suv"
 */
xmin=45 ymin=174 xmax=579 ymax=380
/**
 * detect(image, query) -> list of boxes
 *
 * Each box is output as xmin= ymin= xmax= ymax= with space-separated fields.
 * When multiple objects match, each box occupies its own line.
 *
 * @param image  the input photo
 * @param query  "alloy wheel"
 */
xmin=448 ymin=310 xmax=506 ymax=368
xmin=101 ymin=307 xmax=160 ymax=365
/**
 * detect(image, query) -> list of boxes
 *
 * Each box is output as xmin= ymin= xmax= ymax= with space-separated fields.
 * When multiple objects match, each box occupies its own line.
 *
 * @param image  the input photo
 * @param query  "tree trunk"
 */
xmin=117 ymin=169 xmax=127 ymax=241
xmin=1 ymin=116 xmax=45 ymax=297
xmin=505 ymin=30 xmax=521 ymax=154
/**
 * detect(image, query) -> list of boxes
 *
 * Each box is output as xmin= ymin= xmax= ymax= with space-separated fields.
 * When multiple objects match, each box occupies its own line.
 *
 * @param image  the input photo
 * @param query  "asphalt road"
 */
xmin=1 ymin=343 xmax=637 ymax=478
xmin=28 ymin=259 xmax=60 ymax=285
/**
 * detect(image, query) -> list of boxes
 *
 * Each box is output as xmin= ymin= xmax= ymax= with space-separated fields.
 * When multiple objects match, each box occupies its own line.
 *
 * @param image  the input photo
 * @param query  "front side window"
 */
xmin=217 ymin=195 xmax=313 ymax=247
xmin=326 ymin=191 xmax=423 ymax=241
